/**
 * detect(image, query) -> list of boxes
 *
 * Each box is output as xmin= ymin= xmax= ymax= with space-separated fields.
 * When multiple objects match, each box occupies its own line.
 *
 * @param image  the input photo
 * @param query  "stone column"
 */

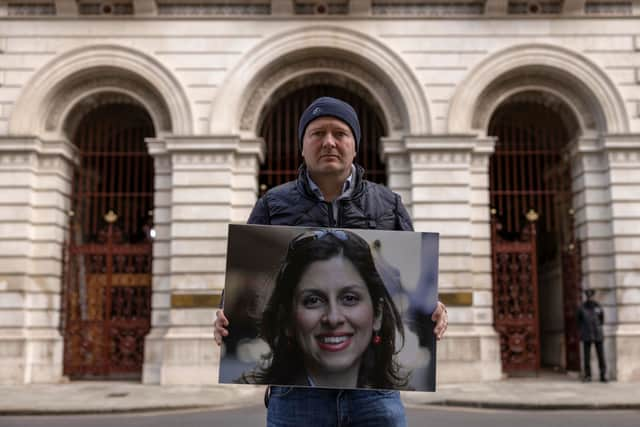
xmin=0 ymin=137 xmax=76 ymax=384
xmin=231 ymin=139 xmax=264 ymax=223
xmin=381 ymin=137 xmax=412 ymax=212
xmin=143 ymin=135 xmax=262 ymax=385
xmin=602 ymin=135 xmax=640 ymax=382
xmin=142 ymin=138 xmax=172 ymax=384
xmin=468 ymin=136 xmax=502 ymax=381
xmin=404 ymin=135 xmax=501 ymax=382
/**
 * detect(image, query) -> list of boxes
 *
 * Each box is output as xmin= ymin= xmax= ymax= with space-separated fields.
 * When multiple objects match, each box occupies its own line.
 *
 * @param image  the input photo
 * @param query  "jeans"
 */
xmin=266 ymin=387 xmax=407 ymax=427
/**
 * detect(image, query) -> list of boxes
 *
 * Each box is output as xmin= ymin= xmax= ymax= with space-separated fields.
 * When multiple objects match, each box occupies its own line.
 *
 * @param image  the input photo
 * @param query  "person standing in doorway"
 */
xmin=577 ymin=289 xmax=607 ymax=382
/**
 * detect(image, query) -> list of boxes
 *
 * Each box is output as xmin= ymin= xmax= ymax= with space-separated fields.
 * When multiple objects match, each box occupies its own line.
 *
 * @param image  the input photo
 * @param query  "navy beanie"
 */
xmin=298 ymin=97 xmax=361 ymax=151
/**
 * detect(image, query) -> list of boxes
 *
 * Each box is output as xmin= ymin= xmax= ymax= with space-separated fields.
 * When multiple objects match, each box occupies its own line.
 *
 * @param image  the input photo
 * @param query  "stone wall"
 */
xmin=0 ymin=14 xmax=638 ymax=383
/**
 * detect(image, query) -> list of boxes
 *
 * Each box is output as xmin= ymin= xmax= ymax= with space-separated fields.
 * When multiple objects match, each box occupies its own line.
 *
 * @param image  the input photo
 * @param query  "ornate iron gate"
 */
xmin=489 ymin=99 xmax=581 ymax=373
xmin=259 ymin=85 xmax=386 ymax=191
xmin=491 ymin=211 xmax=541 ymax=372
xmin=62 ymin=104 xmax=154 ymax=379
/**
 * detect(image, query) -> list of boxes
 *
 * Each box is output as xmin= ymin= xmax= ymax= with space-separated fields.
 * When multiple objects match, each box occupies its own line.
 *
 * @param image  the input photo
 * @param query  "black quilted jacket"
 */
xmin=247 ymin=164 xmax=413 ymax=231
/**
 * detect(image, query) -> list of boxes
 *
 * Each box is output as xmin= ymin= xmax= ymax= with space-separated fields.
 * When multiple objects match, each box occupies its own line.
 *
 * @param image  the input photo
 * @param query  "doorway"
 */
xmin=488 ymin=95 xmax=582 ymax=374
xmin=62 ymin=103 xmax=155 ymax=379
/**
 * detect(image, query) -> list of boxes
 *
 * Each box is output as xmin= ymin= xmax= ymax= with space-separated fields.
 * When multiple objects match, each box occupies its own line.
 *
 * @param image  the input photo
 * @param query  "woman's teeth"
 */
xmin=320 ymin=336 xmax=348 ymax=344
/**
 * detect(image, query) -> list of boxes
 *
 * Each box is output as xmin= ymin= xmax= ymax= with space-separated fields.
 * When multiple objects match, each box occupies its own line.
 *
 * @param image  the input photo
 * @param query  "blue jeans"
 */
xmin=266 ymin=387 xmax=407 ymax=427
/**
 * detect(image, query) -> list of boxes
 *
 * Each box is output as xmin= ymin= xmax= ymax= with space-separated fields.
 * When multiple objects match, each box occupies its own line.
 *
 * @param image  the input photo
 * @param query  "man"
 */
xmin=577 ymin=289 xmax=607 ymax=382
xmin=215 ymin=97 xmax=448 ymax=426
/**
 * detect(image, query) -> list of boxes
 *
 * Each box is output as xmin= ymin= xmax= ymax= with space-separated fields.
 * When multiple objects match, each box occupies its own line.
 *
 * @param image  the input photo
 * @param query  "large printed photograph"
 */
xmin=218 ymin=224 xmax=439 ymax=392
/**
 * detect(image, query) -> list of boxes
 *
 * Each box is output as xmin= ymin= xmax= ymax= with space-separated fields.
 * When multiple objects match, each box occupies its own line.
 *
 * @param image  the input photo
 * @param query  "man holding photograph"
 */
xmin=215 ymin=96 xmax=448 ymax=426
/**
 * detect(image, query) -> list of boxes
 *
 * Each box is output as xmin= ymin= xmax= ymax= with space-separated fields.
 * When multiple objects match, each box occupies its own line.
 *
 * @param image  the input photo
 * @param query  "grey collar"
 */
xmin=306 ymin=164 xmax=356 ymax=201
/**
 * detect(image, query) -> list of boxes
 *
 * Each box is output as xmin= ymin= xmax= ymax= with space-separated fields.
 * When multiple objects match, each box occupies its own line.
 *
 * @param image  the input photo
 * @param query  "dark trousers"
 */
xmin=583 ymin=340 xmax=606 ymax=379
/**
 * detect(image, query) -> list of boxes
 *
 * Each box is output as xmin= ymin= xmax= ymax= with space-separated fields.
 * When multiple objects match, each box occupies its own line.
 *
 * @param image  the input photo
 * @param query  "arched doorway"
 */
xmin=488 ymin=94 xmax=582 ymax=375
xmin=62 ymin=102 xmax=155 ymax=379
xmin=258 ymin=84 xmax=387 ymax=192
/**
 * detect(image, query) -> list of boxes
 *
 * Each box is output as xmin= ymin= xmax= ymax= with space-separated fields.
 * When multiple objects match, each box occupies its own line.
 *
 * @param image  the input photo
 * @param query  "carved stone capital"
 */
xmin=410 ymin=151 xmax=471 ymax=165
xmin=172 ymin=152 xmax=235 ymax=166
xmin=149 ymin=135 xmax=265 ymax=167
xmin=0 ymin=151 xmax=37 ymax=169
xmin=0 ymin=136 xmax=78 ymax=166
xmin=602 ymin=134 xmax=640 ymax=151
xmin=405 ymin=135 xmax=495 ymax=168
xmin=405 ymin=134 xmax=493 ymax=152
xmin=603 ymin=134 xmax=640 ymax=164
xmin=607 ymin=150 xmax=640 ymax=164
xmin=386 ymin=153 xmax=411 ymax=172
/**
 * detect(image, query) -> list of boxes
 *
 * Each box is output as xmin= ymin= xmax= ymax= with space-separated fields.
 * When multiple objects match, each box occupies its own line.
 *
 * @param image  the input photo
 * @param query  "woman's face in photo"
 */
xmin=292 ymin=255 xmax=382 ymax=385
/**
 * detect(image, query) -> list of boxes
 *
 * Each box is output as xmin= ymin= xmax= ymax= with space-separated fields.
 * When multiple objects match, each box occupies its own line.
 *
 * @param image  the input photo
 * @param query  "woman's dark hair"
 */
xmin=241 ymin=229 xmax=407 ymax=389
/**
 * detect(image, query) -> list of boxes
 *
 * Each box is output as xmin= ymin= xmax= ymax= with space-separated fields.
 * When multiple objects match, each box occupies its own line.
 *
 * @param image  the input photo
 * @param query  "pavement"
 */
xmin=1 ymin=376 xmax=639 ymax=415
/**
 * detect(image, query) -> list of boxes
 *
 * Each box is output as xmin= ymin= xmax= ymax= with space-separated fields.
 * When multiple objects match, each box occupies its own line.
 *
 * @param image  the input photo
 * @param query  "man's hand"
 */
xmin=214 ymin=309 xmax=229 ymax=346
xmin=431 ymin=301 xmax=448 ymax=340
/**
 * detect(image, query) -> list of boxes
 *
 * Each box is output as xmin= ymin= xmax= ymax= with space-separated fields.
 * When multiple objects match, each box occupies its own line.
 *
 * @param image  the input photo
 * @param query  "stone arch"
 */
xmin=448 ymin=44 xmax=629 ymax=136
xmin=209 ymin=26 xmax=430 ymax=139
xmin=9 ymin=44 xmax=193 ymax=139
xmin=488 ymin=89 xmax=584 ymax=139
xmin=254 ymin=71 xmax=389 ymax=137
xmin=63 ymin=91 xmax=153 ymax=140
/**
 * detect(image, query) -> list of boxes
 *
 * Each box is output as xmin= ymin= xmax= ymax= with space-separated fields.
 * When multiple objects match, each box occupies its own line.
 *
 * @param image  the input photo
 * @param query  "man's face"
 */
xmin=301 ymin=117 xmax=356 ymax=178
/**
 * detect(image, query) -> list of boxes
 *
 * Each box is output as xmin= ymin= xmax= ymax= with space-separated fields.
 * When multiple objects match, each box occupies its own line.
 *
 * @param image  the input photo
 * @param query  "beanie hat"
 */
xmin=298 ymin=97 xmax=361 ymax=151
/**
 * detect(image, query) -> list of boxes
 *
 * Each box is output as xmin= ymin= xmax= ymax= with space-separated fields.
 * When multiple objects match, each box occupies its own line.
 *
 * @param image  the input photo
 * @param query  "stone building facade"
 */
xmin=0 ymin=1 xmax=639 ymax=385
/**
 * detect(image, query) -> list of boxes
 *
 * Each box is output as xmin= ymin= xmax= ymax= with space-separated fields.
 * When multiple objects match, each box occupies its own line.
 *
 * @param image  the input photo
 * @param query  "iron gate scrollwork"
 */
xmin=64 ymin=212 xmax=152 ymax=378
xmin=491 ymin=210 xmax=541 ymax=372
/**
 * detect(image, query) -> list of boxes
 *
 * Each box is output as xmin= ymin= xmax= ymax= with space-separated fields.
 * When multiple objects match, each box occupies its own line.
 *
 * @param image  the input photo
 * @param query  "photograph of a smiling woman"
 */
xmin=219 ymin=224 xmax=439 ymax=392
